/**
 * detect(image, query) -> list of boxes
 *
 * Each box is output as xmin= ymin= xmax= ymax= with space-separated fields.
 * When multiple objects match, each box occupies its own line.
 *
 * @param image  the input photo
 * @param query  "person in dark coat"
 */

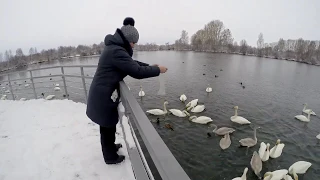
xmin=86 ymin=17 xmax=168 ymax=164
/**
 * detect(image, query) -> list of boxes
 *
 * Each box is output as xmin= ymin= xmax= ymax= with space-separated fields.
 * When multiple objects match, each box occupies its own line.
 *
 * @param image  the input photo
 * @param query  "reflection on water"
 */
xmin=1 ymin=51 xmax=319 ymax=179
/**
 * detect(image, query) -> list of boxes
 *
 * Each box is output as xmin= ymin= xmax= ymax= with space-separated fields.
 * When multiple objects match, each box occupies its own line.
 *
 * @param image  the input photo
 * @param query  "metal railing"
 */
xmin=0 ymin=65 xmax=191 ymax=180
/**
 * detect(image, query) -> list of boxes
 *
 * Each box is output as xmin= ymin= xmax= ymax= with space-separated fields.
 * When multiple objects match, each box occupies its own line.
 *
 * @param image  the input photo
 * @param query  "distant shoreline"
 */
xmin=1 ymin=51 xmax=319 ymax=74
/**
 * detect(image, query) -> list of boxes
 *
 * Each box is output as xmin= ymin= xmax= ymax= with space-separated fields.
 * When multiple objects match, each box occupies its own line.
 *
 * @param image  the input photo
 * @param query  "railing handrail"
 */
xmin=120 ymin=81 xmax=191 ymax=180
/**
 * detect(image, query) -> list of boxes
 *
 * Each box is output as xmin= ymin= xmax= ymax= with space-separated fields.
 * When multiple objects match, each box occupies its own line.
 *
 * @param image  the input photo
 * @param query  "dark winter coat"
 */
xmin=86 ymin=29 xmax=160 ymax=127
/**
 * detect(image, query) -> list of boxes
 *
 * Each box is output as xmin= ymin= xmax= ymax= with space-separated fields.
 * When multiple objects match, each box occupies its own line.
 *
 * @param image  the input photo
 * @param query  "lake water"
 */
xmin=1 ymin=51 xmax=320 ymax=179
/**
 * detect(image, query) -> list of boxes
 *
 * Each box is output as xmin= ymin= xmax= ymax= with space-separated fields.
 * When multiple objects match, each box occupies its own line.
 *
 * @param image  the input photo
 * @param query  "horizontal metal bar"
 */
xmin=62 ymin=65 xmax=97 ymax=68
xmin=68 ymin=91 xmax=84 ymax=96
xmin=119 ymin=81 xmax=191 ymax=180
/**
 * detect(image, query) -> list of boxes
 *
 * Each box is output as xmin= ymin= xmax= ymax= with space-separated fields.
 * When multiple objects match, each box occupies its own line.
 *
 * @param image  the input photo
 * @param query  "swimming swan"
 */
xmin=189 ymin=115 xmax=213 ymax=124
xmin=231 ymin=106 xmax=251 ymax=124
xmin=146 ymin=101 xmax=169 ymax=116
xmin=269 ymin=139 xmax=285 ymax=159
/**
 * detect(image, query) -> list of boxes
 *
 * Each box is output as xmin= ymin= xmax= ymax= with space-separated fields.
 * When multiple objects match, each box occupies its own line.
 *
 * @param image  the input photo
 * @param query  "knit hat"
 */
xmin=120 ymin=25 xmax=139 ymax=44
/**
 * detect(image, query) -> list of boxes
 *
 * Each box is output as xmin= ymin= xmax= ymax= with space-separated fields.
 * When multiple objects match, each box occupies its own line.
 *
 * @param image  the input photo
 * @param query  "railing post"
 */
xmin=61 ymin=67 xmax=69 ymax=99
xmin=7 ymin=74 xmax=15 ymax=100
xmin=80 ymin=67 xmax=88 ymax=103
xmin=29 ymin=71 xmax=37 ymax=99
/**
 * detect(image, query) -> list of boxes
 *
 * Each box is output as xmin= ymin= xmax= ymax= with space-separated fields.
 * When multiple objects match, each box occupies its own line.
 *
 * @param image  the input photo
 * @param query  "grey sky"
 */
xmin=1 ymin=0 xmax=319 ymax=54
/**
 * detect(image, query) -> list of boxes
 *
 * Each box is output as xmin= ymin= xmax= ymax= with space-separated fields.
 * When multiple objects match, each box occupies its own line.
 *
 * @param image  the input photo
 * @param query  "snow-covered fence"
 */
xmin=0 ymin=65 xmax=191 ymax=180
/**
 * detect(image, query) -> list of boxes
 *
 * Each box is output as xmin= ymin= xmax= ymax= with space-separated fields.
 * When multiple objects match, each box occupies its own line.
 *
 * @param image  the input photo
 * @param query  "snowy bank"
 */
xmin=0 ymin=99 xmax=135 ymax=180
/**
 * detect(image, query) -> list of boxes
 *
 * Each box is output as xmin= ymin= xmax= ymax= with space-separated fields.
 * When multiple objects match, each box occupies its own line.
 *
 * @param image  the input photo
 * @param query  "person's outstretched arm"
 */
xmin=134 ymin=60 xmax=149 ymax=66
xmin=112 ymin=48 xmax=160 ymax=79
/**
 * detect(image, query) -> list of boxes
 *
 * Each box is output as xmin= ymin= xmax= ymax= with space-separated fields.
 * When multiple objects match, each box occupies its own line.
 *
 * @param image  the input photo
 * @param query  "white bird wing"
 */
xmin=239 ymin=138 xmax=255 ymax=146
xmin=250 ymin=151 xmax=262 ymax=177
xmin=289 ymin=161 xmax=312 ymax=174
xmin=146 ymin=109 xmax=164 ymax=115
xmin=219 ymin=134 xmax=231 ymax=150
xmin=316 ymin=134 xmax=320 ymax=139
xmin=215 ymin=127 xmax=235 ymax=135
xmin=270 ymin=143 xmax=285 ymax=158
xmin=191 ymin=105 xmax=205 ymax=112
xmin=258 ymin=142 xmax=267 ymax=159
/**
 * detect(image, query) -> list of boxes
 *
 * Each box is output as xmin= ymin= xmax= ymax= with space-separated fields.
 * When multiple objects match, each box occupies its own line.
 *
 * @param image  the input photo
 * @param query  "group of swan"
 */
xmin=294 ymin=103 xmax=316 ymax=122
xmin=258 ymin=139 xmax=285 ymax=162
xmin=54 ymin=84 xmax=61 ymax=91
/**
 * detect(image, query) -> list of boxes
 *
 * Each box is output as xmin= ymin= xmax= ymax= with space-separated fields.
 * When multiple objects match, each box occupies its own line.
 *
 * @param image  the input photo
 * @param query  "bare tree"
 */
xmin=295 ymin=38 xmax=306 ymax=60
xmin=257 ymin=33 xmax=264 ymax=57
xmin=0 ymin=53 xmax=3 ymax=62
xmin=16 ymin=48 xmax=24 ymax=57
xmin=240 ymin=40 xmax=248 ymax=55
xmin=34 ymin=47 xmax=38 ymax=54
xmin=305 ymin=41 xmax=316 ymax=62
xmin=29 ymin=47 xmax=34 ymax=61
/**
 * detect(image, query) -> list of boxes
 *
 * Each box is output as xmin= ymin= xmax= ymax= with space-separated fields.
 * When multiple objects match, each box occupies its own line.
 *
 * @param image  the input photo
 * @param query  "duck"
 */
xmin=316 ymin=134 xmax=320 ymax=140
xmin=138 ymin=85 xmax=145 ymax=97
xmin=206 ymin=84 xmax=212 ymax=93
xmin=165 ymin=123 xmax=174 ymax=131
xmin=230 ymin=106 xmax=251 ymax=124
xmin=186 ymin=99 xmax=198 ymax=109
xmin=24 ymin=84 xmax=30 ymax=87
xmin=239 ymin=127 xmax=260 ymax=148
xmin=189 ymin=115 xmax=213 ymax=124
xmin=146 ymin=101 xmax=169 ymax=116
xmin=45 ymin=95 xmax=55 ymax=100
xmin=219 ymin=133 xmax=231 ymax=150
xmin=295 ymin=110 xmax=311 ymax=122
xmin=263 ymin=169 xmax=288 ymax=180
xmin=169 ymin=109 xmax=190 ymax=117
xmin=190 ymin=104 xmax=205 ymax=113
xmin=269 ymin=139 xmax=285 ymax=159
xmin=179 ymin=94 xmax=187 ymax=102
xmin=54 ymin=87 xmax=61 ymax=91
xmin=302 ymin=103 xmax=316 ymax=116
xmin=288 ymin=161 xmax=312 ymax=180
xmin=258 ymin=142 xmax=270 ymax=162
xmin=250 ymin=151 xmax=262 ymax=179
xmin=232 ymin=167 xmax=248 ymax=180
xmin=208 ymin=124 xmax=235 ymax=136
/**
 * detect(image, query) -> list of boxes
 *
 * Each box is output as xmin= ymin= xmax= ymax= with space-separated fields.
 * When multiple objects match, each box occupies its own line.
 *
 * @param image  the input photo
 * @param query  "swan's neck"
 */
xmin=253 ymin=128 xmax=257 ymax=142
xmin=293 ymin=171 xmax=298 ymax=180
xmin=211 ymin=124 xmax=218 ymax=132
xmin=163 ymin=103 xmax=167 ymax=113
xmin=241 ymin=172 xmax=246 ymax=180
xmin=307 ymin=112 xmax=311 ymax=120
xmin=303 ymin=104 xmax=307 ymax=111
xmin=234 ymin=108 xmax=238 ymax=117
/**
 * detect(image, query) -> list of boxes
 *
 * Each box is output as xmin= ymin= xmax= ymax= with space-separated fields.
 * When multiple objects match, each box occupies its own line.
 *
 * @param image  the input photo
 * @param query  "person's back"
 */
xmin=86 ymin=17 xmax=168 ymax=164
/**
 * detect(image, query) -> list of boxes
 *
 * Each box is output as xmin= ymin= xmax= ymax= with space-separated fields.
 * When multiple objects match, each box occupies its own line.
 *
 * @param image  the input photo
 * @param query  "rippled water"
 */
xmin=1 ymin=51 xmax=319 ymax=179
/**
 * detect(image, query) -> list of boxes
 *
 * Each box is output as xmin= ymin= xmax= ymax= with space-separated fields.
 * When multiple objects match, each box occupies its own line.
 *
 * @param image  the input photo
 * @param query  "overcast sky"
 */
xmin=1 ymin=0 xmax=319 ymax=54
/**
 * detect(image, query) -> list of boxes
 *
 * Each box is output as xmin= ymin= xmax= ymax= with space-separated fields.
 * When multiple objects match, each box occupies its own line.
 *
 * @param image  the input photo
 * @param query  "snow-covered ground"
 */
xmin=0 ymin=99 xmax=135 ymax=180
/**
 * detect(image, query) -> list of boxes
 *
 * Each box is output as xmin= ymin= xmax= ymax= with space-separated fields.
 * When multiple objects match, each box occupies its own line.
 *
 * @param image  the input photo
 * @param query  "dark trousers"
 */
xmin=100 ymin=126 xmax=118 ymax=161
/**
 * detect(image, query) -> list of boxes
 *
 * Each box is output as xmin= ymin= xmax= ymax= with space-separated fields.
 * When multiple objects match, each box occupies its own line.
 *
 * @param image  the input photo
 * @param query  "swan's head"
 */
xmin=266 ymin=143 xmax=270 ymax=150
xmin=243 ymin=167 xmax=248 ymax=176
xmin=189 ymin=116 xmax=197 ymax=121
xmin=303 ymin=103 xmax=307 ymax=106
xmin=264 ymin=172 xmax=273 ymax=179
xmin=234 ymin=106 xmax=239 ymax=109
xmin=276 ymin=139 xmax=281 ymax=144
xmin=164 ymin=101 xmax=169 ymax=105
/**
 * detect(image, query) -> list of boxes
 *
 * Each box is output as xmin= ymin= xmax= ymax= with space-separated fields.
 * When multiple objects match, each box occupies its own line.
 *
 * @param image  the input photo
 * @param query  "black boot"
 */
xmin=105 ymin=155 xmax=125 ymax=164
xmin=116 ymin=143 xmax=122 ymax=151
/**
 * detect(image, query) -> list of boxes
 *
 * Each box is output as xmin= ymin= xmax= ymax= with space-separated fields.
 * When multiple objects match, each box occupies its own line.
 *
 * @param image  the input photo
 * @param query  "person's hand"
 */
xmin=158 ymin=66 xmax=168 ymax=73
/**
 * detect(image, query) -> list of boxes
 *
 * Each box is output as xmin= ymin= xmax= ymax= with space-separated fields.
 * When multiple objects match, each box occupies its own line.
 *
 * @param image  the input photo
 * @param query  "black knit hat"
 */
xmin=123 ymin=17 xmax=135 ymax=26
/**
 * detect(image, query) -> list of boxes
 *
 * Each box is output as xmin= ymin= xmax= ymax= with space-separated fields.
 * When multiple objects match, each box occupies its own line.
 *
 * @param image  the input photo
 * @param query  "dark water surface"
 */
xmin=1 ymin=51 xmax=319 ymax=180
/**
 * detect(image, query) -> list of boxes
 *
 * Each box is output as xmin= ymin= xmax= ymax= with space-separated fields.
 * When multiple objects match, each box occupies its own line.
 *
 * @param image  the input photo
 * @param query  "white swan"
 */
xmin=316 ymin=134 xmax=320 ymax=140
xmin=45 ymin=95 xmax=55 ymax=100
xmin=302 ymin=103 xmax=316 ymax=116
xmin=258 ymin=142 xmax=270 ymax=162
xmin=231 ymin=106 xmax=251 ymax=124
xmin=206 ymin=84 xmax=212 ymax=93
xmin=219 ymin=133 xmax=231 ymax=150
xmin=55 ymin=84 xmax=60 ymax=87
xmin=288 ymin=161 xmax=312 ymax=180
xmin=1 ymin=95 xmax=7 ymax=100
xmin=208 ymin=124 xmax=235 ymax=136
xmin=186 ymin=99 xmax=198 ymax=109
xmin=190 ymin=105 xmax=205 ymax=113
xmin=232 ymin=167 xmax=248 ymax=180
xmin=251 ymin=151 xmax=262 ymax=179
xmin=189 ymin=115 xmax=213 ymax=124
xmin=179 ymin=94 xmax=187 ymax=102
xmin=54 ymin=87 xmax=61 ymax=91
xmin=25 ymin=84 xmax=30 ymax=87
xmin=169 ymin=109 xmax=190 ymax=117
xmin=295 ymin=110 xmax=311 ymax=122
xmin=269 ymin=139 xmax=285 ymax=159
xmin=146 ymin=101 xmax=168 ymax=116
xmin=138 ymin=85 xmax=145 ymax=97
xmin=263 ymin=169 xmax=288 ymax=180
xmin=19 ymin=98 xmax=27 ymax=101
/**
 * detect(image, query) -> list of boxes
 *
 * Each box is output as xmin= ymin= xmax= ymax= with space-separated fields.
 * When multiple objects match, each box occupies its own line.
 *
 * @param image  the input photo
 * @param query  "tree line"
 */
xmin=0 ymin=42 xmax=105 ymax=72
xmin=137 ymin=20 xmax=320 ymax=65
